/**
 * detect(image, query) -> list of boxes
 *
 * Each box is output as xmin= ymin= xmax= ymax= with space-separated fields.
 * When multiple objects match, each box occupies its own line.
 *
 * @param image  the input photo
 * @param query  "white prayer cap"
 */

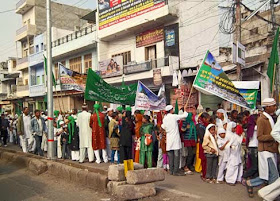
xmin=59 ymin=121 xmax=65 ymax=125
xmin=217 ymin=109 xmax=225 ymax=113
xmin=231 ymin=122 xmax=237 ymax=128
xmin=103 ymin=105 xmax=108 ymax=109
xmin=262 ymin=98 xmax=276 ymax=107
xmin=107 ymin=108 xmax=114 ymax=112
xmin=165 ymin=105 xmax=173 ymax=111
xmin=82 ymin=103 xmax=88 ymax=109
xmin=217 ymin=128 xmax=226 ymax=135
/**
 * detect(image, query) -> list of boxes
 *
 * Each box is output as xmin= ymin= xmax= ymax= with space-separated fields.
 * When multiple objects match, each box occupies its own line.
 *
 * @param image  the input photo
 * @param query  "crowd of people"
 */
xmin=1 ymin=98 xmax=280 ymax=200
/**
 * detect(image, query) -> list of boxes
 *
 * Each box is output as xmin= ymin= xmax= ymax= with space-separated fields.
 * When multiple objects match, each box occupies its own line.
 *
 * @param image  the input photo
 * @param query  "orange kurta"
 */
xmin=90 ymin=112 xmax=106 ymax=150
xmin=135 ymin=114 xmax=143 ymax=138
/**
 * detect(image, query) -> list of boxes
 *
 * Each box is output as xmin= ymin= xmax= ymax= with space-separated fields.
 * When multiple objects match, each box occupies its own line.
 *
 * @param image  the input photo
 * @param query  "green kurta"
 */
xmin=139 ymin=123 xmax=154 ymax=168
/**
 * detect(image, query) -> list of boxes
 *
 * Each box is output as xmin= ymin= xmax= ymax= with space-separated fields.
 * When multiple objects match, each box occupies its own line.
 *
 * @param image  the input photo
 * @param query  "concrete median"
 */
xmin=0 ymin=148 xmax=108 ymax=192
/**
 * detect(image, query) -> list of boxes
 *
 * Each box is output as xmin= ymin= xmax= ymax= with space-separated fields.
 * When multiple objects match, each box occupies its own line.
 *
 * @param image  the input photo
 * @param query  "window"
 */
xmin=36 ymin=45 xmax=39 ymax=53
xmin=42 ymin=75 xmax=45 ymax=84
xmin=36 ymin=76 xmax=41 ymax=85
xmin=84 ymin=54 xmax=92 ymax=73
xmin=145 ymin=45 xmax=157 ymax=68
xmin=41 ymin=43 xmax=44 ymax=51
xmin=69 ymin=57 xmax=82 ymax=73
xmin=112 ymin=51 xmax=131 ymax=65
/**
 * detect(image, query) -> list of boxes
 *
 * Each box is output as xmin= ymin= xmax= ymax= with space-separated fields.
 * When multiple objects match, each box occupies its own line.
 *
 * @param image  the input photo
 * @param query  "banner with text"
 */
xmin=98 ymin=0 xmax=166 ymax=30
xmin=59 ymin=63 xmax=86 ymax=92
xmin=193 ymin=51 xmax=250 ymax=108
xmin=135 ymin=81 xmax=166 ymax=110
xmin=85 ymin=68 xmax=137 ymax=105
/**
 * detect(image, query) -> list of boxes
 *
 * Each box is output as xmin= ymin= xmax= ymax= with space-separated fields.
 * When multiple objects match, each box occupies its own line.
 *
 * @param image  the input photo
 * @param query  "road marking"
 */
xmin=156 ymin=186 xmax=202 ymax=199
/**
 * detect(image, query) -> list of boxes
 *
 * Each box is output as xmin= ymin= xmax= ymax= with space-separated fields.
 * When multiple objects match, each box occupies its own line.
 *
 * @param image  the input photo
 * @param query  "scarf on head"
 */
xmin=204 ymin=124 xmax=218 ymax=155
xmin=183 ymin=113 xmax=197 ymax=141
xmin=226 ymin=121 xmax=236 ymax=140
xmin=54 ymin=110 xmax=59 ymax=118
xmin=67 ymin=116 xmax=75 ymax=144
xmin=94 ymin=104 xmax=102 ymax=127
xmin=217 ymin=109 xmax=228 ymax=126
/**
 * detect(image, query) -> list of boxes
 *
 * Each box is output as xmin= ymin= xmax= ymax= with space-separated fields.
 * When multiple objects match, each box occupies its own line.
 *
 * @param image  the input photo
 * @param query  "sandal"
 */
xmin=245 ymin=180 xmax=254 ymax=198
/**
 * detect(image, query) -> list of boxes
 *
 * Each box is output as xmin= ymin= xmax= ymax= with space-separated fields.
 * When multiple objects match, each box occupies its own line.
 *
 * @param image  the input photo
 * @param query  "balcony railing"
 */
xmin=17 ymin=85 xmax=29 ymax=92
xmin=16 ymin=25 xmax=28 ymax=36
xmin=16 ymin=24 xmax=36 ymax=41
xmin=124 ymin=57 xmax=171 ymax=75
xmin=29 ymin=51 xmax=44 ymax=66
xmin=17 ymin=57 xmax=28 ymax=65
xmin=52 ymin=25 xmax=96 ymax=48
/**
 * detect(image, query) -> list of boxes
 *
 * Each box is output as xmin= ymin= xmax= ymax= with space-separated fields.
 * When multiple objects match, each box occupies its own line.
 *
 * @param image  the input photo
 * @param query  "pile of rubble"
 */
xmin=107 ymin=163 xmax=165 ymax=200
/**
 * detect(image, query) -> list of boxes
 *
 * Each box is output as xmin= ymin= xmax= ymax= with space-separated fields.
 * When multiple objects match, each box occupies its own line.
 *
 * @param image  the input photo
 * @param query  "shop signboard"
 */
xmin=124 ymin=61 xmax=151 ymax=75
xmin=98 ymin=0 xmax=166 ymax=30
xmin=136 ymin=27 xmax=164 ymax=48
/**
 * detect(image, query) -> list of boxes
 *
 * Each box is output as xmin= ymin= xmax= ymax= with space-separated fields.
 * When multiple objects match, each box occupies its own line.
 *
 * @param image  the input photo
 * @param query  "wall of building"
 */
xmin=35 ymin=2 xmax=90 ymax=35
xmin=22 ymin=7 xmax=35 ymax=25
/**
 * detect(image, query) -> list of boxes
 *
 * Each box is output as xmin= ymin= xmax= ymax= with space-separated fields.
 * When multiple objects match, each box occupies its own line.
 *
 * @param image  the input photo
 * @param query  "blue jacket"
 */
xmin=31 ymin=117 xmax=47 ymax=136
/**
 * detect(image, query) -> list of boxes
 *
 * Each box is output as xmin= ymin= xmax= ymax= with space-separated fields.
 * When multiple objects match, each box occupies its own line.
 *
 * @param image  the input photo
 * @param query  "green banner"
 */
xmin=85 ymin=68 xmax=137 ymax=105
xmin=193 ymin=51 xmax=249 ymax=108
xmin=238 ymin=89 xmax=258 ymax=109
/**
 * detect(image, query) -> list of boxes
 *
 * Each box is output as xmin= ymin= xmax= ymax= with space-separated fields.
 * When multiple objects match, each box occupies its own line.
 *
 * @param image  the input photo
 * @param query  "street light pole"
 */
xmin=46 ymin=0 xmax=54 ymax=159
xmin=235 ymin=0 xmax=242 ymax=81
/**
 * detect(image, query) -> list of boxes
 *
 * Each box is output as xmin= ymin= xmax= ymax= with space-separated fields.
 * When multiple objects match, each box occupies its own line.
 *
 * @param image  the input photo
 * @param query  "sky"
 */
xmin=0 ymin=0 xmax=266 ymax=63
xmin=0 ymin=0 xmax=96 ymax=62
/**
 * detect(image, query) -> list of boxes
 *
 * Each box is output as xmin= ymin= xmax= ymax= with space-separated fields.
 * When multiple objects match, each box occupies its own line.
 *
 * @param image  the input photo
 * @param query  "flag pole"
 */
xmin=46 ymin=0 xmax=54 ymax=159
xmin=272 ymin=63 xmax=276 ymax=98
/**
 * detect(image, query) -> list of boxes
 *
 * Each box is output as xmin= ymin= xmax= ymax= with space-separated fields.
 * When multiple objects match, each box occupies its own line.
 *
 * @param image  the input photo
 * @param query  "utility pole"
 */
xmin=271 ymin=0 xmax=279 ymax=105
xmin=235 ymin=0 xmax=242 ymax=81
xmin=46 ymin=0 xmax=54 ymax=159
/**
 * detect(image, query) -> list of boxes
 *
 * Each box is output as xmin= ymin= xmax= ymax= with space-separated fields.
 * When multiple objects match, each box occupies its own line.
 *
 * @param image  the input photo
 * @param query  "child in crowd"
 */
xmin=109 ymin=112 xmax=120 ymax=164
xmin=61 ymin=125 xmax=70 ymax=159
xmin=225 ymin=122 xmax=243 ymax=185
xmin=202 ymin=124 xmax=219 ymax=183
xmin=217 ymin=128 xmax=229 ymax=184
xmin=56 ymin=121 xmax=64 ymax=159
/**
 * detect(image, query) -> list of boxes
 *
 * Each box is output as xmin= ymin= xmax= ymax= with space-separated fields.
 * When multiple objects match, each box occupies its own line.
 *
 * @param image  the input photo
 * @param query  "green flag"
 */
xmin=44 ymin=55 xmax=56 ymax=87
xmin=85 ymin=68 xmax=137 ymax=105
xmin=267 ymin=27 xmax=280 ymax=92
xmin=175 ymin=99 xmax=179 ymax=114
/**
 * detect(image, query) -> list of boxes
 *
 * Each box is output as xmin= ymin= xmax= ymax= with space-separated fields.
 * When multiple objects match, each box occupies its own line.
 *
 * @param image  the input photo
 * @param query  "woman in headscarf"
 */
xmin=90 ymin=104 xmax=108 ymax=164
xmin=243 ymin=114 xmax=259 ymax=180
xmin=134 ymin=110 xmax=143 ymax=163
xmin=180 ymin=113 xmax=197 ymax=174
xmin=120 ymin=109 xmax=135 ymax=163
xmin=139 ymin=115 xmax=155 ymax=168
xmin=68 ymin=116 xmax=79 ymax=161
xmin=216 ymin=109 xmax=229 ymax=129
xmin=202 ymin=123 xmax=219 ymax=183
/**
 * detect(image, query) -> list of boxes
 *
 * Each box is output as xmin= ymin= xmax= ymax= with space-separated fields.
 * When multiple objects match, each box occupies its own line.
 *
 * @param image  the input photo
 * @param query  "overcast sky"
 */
xmin=0 ymin=0 xmax=96 ymax=62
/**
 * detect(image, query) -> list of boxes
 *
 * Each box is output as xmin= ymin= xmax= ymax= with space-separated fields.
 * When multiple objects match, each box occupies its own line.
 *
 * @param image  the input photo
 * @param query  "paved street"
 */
xmin=0 ymin=160 xmax=114 ymax=201
xmin=0 ymin=145 xmax=265 ymax=201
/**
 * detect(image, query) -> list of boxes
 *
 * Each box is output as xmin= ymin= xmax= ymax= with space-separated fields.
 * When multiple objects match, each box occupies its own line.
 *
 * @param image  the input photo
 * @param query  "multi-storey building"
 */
xmin=10 ymin=0 xmax=91 ymax=113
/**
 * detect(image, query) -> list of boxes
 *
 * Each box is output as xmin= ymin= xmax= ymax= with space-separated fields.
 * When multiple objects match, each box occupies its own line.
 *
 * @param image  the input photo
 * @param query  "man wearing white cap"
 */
xmin=258 ymin=105 xmax=280 ymax=201
xmin=162 ymin=104 xmax=188 ymax=176
xmin=77 ymin=104 xmax=94 ymax=163
xmin=246 ymin=98 xmax=278 ymax=198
